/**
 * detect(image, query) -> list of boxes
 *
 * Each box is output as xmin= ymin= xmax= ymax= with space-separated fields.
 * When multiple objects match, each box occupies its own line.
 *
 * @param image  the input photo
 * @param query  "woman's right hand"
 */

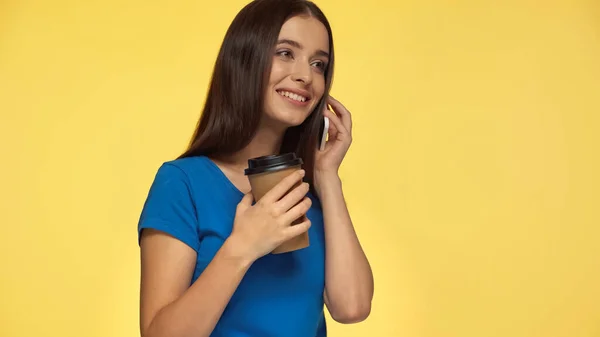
xmin=227 ymin=169 xmax=312 ymax=262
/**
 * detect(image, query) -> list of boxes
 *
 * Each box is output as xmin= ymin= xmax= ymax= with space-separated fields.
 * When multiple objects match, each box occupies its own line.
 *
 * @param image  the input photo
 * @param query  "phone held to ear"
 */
xmin=319 ymin=116 xmax=329 ymax=151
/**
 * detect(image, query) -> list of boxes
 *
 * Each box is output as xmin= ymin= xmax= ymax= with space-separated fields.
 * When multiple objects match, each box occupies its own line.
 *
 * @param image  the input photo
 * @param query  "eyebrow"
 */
xmin=277 ymin=39 xmax=330 ymax=58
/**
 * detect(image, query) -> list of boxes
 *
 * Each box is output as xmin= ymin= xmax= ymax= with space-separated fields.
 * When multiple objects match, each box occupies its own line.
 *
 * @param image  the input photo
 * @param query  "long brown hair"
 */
xmin=178 ymin=0 xmax=335 ymax=188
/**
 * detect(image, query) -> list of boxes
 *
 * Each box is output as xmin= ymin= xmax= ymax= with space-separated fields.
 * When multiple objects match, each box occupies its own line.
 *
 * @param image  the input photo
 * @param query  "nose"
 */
xmin=290 ymin=61 xmax=312 ymax=85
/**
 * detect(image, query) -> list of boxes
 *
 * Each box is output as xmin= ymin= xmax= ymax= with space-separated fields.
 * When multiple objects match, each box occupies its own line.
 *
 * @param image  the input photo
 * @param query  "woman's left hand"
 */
xmin=315 ymin=96 xmax=353 ymax=176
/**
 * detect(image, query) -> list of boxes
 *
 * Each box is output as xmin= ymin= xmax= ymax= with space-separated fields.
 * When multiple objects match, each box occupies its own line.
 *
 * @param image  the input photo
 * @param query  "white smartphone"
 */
xmin=319 ymin=116 xmax=329 ymax=151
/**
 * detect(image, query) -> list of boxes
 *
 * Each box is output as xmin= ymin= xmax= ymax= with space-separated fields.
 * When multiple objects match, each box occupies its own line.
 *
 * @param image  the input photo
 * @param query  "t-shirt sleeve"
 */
xmin=137 ymin=163 xmax=200 ymax=253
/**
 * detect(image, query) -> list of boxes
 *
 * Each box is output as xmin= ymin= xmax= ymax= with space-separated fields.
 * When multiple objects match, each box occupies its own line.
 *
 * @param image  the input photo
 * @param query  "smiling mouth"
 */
xmin=276 ymin=90 xmax=309 ymax=103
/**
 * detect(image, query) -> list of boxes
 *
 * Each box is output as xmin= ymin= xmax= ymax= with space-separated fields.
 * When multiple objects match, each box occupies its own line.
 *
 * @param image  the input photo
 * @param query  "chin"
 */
xmin=264 ymin=105 xmax=312 ymax=129
xmin=277 ymin=110 xmax=312 ymax=128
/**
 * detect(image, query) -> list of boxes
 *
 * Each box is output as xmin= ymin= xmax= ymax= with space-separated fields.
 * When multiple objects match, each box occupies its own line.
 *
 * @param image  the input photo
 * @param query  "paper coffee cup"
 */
xmin=244 ymin=153 xmax=310 ymax=254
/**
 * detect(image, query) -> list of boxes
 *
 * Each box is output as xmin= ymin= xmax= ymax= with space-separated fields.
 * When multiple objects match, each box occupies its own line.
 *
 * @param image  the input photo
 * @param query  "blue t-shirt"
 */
xmin=137 ymin=156 xmax=327 ymax=337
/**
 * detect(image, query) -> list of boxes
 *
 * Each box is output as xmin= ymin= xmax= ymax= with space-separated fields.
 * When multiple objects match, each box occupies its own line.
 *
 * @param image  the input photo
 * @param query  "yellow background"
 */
xmin=1 ymin=0 xmax=599 ymax=336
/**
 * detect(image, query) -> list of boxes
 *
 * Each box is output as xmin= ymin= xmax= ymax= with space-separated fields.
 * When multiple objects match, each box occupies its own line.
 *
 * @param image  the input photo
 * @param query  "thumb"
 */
xmin=238 ymin=192 xmax=254 ymax=208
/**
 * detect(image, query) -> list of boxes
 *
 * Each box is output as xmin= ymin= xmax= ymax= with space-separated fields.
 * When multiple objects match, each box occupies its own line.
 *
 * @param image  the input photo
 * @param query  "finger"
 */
xmin=261 ymin=169 xmax=305 ymax=204
xmin=324 ymin=113 xmax=338 ymax=150
xmin=282 ymin=219 xmax=311 ymax=240
xmin=276 ymin=182 xmax=309 ymax=213
xmin=324 ymin=109 xmax=349 ymax=141
xmin=328 ymin=96 xmax=352 ymax=132
xmin=324 ymin=109 xmax=340 ymax=138
xmin=281 ymin=196 xmax=312 ymax=225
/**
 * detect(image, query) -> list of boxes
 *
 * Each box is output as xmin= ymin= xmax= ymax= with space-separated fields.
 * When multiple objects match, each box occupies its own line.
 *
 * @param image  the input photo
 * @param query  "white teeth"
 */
xmin=278 ymin=90 xmax=307 ymax=102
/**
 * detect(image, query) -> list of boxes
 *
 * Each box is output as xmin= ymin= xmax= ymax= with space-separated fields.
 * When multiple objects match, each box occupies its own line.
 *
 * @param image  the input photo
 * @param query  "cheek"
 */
xmin=268 ymin=60 xmax=286 ymax=86
xmin=313 ymin=76 xmax=326 ymax=100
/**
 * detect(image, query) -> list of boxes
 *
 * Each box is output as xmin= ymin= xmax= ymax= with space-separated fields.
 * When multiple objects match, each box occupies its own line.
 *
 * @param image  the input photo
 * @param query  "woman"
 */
xmin=137 ymin=0 xmax=374 ymax=336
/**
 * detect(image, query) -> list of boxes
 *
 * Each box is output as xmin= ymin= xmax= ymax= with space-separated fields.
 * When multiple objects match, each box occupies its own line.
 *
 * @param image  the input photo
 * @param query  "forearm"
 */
xmin=144 ymin=239 xmax=252 ymax=337
xmin=316 ymin=173 xmax=374 ymax=322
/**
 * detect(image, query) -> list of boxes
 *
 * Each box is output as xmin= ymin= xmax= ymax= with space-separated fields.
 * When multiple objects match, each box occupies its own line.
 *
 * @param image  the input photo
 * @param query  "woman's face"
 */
xmin=263 ymin=15 xmax=330 ymax=128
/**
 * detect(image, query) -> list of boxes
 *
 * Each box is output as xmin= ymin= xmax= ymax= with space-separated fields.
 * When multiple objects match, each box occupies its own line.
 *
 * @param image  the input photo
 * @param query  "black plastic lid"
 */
xmin=244 ymin=153 xmax=303 ymax=175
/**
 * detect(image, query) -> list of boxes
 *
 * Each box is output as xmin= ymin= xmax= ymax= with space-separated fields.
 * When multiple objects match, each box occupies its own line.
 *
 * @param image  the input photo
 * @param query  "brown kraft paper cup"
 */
xmin=244 ymin=153 xmax=310 ymax=254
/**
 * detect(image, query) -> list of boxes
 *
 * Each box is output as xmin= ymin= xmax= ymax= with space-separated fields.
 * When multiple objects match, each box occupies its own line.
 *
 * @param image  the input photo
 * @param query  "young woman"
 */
xmin=137 ymin=0 xmax=374 ymax=336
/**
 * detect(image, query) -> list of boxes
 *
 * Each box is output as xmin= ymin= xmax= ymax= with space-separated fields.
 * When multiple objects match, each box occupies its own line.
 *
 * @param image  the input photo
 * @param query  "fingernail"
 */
xmin=299 ymin=170 xmax=305 ymax=177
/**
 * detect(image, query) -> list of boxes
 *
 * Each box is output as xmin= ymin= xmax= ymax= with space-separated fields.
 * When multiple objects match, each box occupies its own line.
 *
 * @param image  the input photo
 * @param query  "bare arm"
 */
xmin=317 ymin=174 xmax=374 ymax=324
xmin=314 ymin=96 xmax=374 ymax=324
xmin=140 ymin=229 xmax=252 ymax=337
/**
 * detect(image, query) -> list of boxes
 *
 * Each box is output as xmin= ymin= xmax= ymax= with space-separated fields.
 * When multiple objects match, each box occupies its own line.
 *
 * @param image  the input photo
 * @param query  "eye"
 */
xmin=311 ymin=60 xmax=327 ymax=72
xmin=276 ymin=50 xmax=293 ymax=59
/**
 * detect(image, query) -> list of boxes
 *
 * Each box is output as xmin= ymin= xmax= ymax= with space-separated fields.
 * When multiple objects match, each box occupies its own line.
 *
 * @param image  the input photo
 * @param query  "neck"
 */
xmin=218 ymin=119 xmax=287 ymax=169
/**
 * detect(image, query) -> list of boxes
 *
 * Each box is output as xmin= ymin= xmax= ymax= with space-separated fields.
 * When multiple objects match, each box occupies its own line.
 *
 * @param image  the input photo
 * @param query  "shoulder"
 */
xmin=158 ymin=155 xmax=209 ymax=175
xmin=138 ymin=157 xmax=209 ymax=253
xmin=151 ymin=156 xmax=213 ymax=183
xmin=149 ymin=156 xmax=228 ymax=199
